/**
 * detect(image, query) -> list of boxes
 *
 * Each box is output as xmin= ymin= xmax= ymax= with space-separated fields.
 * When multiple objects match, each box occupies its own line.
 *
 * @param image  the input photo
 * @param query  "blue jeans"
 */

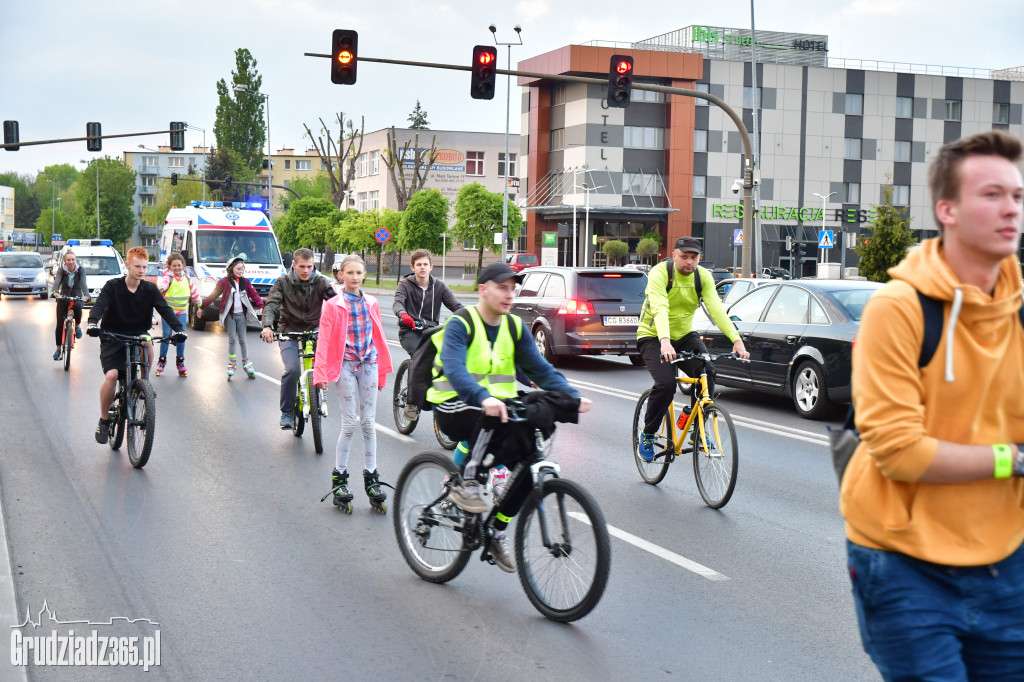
xmin=847 ymin=540 xmax=1024 ymax=681
xmin=278 ymin=339 xmax=301 ymax=414
xmin=160 ymin=312 xmax=188 ymax=358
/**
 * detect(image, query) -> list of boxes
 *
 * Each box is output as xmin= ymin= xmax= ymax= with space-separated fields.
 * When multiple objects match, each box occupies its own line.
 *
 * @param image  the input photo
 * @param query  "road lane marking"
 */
xmin=375 ymin=423 xmax=414 ymax=443
xmin=193 ymin=345 xmax=215 ymax=355
xmin=256 ymin=372 xmax=280 ymax=384
xmin=568 ymin=512 xmax=730 ymax=581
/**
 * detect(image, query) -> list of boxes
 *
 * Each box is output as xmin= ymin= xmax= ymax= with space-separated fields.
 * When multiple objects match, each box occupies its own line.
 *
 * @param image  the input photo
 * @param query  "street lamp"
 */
xmin=575 ymin=180 xmax=605 ymax=268
xmin=185 ymin=124 xmax=207 ymax=200
xmin=489 ymin=24 xmax=522 ymax=263
xmin=232 ymin=84 xmax=271 ymax=219
xmin=41 ymin=175 xmax=55 ymax=239
xmin=80 ymin=159 xmax=100 ymax=238
xmin=812 ymin=191 xmax=837 ymax=264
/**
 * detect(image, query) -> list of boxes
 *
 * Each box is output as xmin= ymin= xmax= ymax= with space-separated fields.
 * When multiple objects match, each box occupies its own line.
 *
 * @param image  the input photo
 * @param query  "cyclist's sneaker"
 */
xmin=403 ymin=402 xmax=419 ymax=422
xmin=487 ymin=533 xmax=516 ymax=573
xmin=448 ymin=479 xmax=489 ymax=514
xmin=154 ymin=356 xmax=166 ymax=376
xmin=691 ymin=420 xmax=717 ymax=451
xmin=176 ymin=358 xmax=187 ymax=377
xmin=74 ymin=326 xmax=83 ymax=340
xmin=94 ymin=418 xmax=110 ymax=444
xmin=243 ymin=360 xmax=255 ymax=378
xmin=52 ymin=348 xmax=62 ymax=361
xmin=638 ymin=431 xmax=656 ymax=462
xmin=280 ymin=412 xmax=293 ymax=429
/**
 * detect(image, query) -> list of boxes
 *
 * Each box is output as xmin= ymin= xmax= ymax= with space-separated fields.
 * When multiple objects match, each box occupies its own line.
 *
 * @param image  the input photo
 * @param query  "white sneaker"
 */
xmin=488 ymin=466 xmax=509 ymax=499
xmin=448 ymin=479 xmax=489 ymax=514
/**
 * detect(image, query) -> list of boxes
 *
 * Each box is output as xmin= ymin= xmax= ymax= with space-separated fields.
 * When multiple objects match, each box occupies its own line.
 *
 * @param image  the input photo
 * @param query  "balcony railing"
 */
xmin=138 ymin=225 xmax=160 ymax=237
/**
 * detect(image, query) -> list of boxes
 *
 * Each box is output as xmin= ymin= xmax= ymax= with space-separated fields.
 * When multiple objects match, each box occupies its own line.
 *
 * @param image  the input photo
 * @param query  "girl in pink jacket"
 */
xmin=314 ymin=255 xmax=393 ymax=513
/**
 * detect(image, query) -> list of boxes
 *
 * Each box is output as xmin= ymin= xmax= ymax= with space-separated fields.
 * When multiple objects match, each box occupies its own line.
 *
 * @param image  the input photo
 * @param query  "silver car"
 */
xmin=0 ymin=251 xmax=50 ymax=299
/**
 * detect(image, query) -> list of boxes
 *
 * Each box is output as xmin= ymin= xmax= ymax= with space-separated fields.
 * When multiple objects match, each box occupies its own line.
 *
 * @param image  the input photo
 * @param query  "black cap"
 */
xmin=674 ymin=236 xmax=702 ymax=254
xmin=477 ymin=262 xmax=517 ymax=285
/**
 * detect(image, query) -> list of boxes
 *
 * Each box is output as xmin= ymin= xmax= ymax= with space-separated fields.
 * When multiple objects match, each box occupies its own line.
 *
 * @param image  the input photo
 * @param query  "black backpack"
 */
xmin=829 ymin=290 xmax=1024 ymax=486
xmin=405 ymin=308 xmax=522 ymax=410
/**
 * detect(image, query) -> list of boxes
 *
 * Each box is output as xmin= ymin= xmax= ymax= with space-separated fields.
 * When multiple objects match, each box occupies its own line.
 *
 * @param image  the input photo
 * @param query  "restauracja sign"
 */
xmin=713 ymin=203 xmax=878 ymax=223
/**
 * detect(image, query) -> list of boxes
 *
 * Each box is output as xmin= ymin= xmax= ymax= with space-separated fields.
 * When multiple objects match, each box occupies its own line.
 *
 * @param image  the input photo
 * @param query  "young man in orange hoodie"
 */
xmin=841 ymin=130 xmax=1024 ymax=679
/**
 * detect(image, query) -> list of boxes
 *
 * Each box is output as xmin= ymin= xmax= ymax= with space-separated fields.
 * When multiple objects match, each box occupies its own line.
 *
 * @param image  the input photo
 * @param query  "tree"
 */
xmin=280 ymin=172 xmax=332 ymax=213
xmin=34 ymin=208 xmax=73 ymax=244
xmin=74 ymin=157 xmax=137 ymax=247
xmin=0 ymin=173 xmax=40 ymax=231
xmin=204 ymin=147 xmax=254 ymax=202
xmin=142 ymin=176 xmax=205 ymax=228
xmin=381 ymin=126 xmax=438 ymax=212
xmin=399 ymin=189 xmax=450 ymax=255
xmin=33 ymin=164 xmax=79 ymax=212
xmin=451 ymin=182 xmax=524 ymax=272
xmin=303 ymin=113 xmax=364 ymax=210
xmin=334 ymin=209 xmax=401 ymax=285
xmin=213 ymin=48 xmax=267 ymax=175
xmin=637 ymin=237 xmax=660 ymax=264
xmin=407 ymin=100 xmax=430 ymax=129
xmin=855 ymin=183 xmax=917 ymax=283
xmin=293 ymin=198 xmax=342 ymax=259
xmin=601 ymin=239 xmax=629 ymax=266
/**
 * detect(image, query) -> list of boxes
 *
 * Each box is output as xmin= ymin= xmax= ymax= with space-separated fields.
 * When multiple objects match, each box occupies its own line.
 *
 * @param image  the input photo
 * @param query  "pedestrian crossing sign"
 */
xmin=818 ymin=230 xmax=834 ymax=248
xmin=733 ymin=229 xmax=743 ymax=246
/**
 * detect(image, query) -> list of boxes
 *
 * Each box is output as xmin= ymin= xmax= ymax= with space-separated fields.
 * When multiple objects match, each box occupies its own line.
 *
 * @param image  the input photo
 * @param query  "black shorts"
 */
xmin=99 ymin=339 xmax=127 ymax=380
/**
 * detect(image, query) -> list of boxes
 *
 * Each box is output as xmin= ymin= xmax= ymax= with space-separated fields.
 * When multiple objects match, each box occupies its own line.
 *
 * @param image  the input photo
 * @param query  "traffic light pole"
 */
xmin=306 ymin=52 xmax=759 ymax=277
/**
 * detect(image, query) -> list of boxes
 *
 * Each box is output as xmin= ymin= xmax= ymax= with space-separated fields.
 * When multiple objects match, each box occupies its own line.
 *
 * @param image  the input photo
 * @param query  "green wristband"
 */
xmin=993 ymin=444 xmax=1013 ymax=479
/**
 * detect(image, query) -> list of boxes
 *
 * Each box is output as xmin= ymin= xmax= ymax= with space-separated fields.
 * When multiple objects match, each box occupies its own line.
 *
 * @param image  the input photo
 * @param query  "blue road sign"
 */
xmin=733 ymin=228 xmax=743 ymax=246
xmin=818 ymin=230 xmax=834 ymax=248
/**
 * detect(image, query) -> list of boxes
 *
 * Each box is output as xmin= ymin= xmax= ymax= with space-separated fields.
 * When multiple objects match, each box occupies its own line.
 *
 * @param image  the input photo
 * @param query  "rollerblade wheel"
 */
xmin=333 ymin=498 xmax=353 ymax=514
xmin=371 ymin=501 xmax=387 ymax=515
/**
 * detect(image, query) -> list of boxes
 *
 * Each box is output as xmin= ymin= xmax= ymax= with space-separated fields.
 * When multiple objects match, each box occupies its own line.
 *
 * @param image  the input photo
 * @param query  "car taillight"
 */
xmin=557 ymin=299 xmax=592 ymax=315
xmin=602 ymin=273 xmax=622 ymax=277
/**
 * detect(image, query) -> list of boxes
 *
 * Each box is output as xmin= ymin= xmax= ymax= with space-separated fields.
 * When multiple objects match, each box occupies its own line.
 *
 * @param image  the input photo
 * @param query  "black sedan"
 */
xmin=694 ymin=279 xmax=882 ymax=419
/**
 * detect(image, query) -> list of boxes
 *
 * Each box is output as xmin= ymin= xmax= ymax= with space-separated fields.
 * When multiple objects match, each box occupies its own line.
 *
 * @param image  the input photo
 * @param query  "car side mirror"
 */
xmin=283 ymin=252 xmax=293 ymax=269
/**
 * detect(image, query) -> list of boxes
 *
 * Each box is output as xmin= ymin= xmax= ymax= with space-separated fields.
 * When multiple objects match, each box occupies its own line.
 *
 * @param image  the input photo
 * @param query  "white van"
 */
xmin=51 ymin=239 xmax=127 ymax=306
xmin=160 ymin=201 xmax=287 ymax=330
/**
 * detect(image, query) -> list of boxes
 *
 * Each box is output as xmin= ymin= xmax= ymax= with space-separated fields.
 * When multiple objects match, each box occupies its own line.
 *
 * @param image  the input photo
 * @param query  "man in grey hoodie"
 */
xmin=393 ymin=249 xmax=464 ymax=355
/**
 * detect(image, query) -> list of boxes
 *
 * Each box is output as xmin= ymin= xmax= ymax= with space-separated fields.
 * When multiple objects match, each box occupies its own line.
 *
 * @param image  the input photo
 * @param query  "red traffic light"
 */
xmin=615 ymin=60 xmax=632 ymax=75
xmin=478 ymin=51 xmax=495 ymax=66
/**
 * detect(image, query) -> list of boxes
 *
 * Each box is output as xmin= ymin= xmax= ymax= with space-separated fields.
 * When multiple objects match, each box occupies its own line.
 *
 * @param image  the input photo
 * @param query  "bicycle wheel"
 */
xmin=108 ymin=397 xmax=125 ymax=451
xmin=632 ymin=389 xmax=672 ymax=485
xmin=308 ymin=375 xmax=323 ymax=454
xmin=692 ymin=402 xmax=739 ymax=509
xmin=62 ymin=320 xmax=73 ymax=372
xmin=291 ymin=386 xmax=305 ymax=438
xmin=433 ymin=413 xmax=457 ymax=451
xmin=393 ymin=451 xmax=471 ymax=584
xmin=515 ymin=478 xmax=611 ymax=623
xmin=392 ymin=360 xmax=418 ymax=435
xmin=126 ymin=379 xmax=156 ymax=469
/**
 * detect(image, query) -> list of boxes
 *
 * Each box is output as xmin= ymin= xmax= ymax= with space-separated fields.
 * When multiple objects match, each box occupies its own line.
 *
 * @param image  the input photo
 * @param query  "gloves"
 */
xmin=86 ymin=325 xmax=101 ymax=338
xmin=171 ymin=331 xmax=188 ymax=345
xmin=400 ymin=313 xmax=415 ymax=328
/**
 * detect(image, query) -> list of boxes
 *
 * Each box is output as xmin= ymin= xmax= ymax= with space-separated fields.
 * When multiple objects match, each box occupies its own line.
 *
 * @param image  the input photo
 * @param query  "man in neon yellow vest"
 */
xmin=428 ymin=261 xmax=592 ymax=572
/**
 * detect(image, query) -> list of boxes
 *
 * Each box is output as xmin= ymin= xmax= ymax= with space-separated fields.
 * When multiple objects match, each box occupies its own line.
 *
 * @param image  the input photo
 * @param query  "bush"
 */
xmin=601 ymin=239 xmax=629 ymax=267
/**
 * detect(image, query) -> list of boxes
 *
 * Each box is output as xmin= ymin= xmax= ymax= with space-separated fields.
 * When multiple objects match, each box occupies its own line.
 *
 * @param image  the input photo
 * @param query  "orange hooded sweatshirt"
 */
xmin=841 ymin=238 xmax=1024 ymax=566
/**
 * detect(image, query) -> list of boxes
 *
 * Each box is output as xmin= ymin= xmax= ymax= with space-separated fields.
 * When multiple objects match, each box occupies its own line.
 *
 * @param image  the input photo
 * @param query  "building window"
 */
xmin=896 ymin=97 xmax=913 ymax=118
xmin=623 ymin=172 xmax=659 ymax=195
xmin=845 ymin=93 xmax=864 ymax=115
xmin=944 ymin=100 xmax=962 ymax=121
xmin=844 ymin=138 xmax=861 ymax=159
xmin=356 ymin=192 xmax=368 ymax=212
xmin=694 ymin=129 xmax=708 ymax=152
xmin=742 ymin=86 xmax=762 ymax=108
xmin=141 ymin=195 xmax=155 ymax=207
xmin=466 ymin=151 xmax=485 ymax=176
xmin=549 ymin=128 xmax=564 ymax=152
xmin=694 ymin=82 xmax=709 ymax=106
xmin=463 ymin=237 xmax=477 ymax=250
xmin=693 ymin=176 xmax=707 ymax=198
xmin=142 ymin=156 xmax=158 ymax=167
xmin=368 ymin=190 xmax=379 ymax=210
xmin=844 ymin=182 xmax=860 ymax=203
xmin=356 ymin=153 xmax=369 ymax=177
xmin=622 ymin=126 xmax=664 ymax=149
xmin=551 ymin=85 xmax=566 ymax=106
xmin=895 ymin=140 xmax=911 ymax=162
xmin=892 ymin=185 xmax=910 ymax=205
xmin=141 ymin=175 xmax=156 ymax=187
xmin=995 ymin=102 xmax=1010 ymax=124
xmin=188 ymin=157 xmax=196 ymax=167
xmin=284 ymin=160 xmax=291 ymax=170
xmin=498 ymin=153 xmax=517 ymax=177
xmin=630 ymin=87 xmax=665 ymax=103
xmin=296 ymin=160 xmax=311 ymax=171
xmin=168 ymin=157 xmax=184 ymax=168
xmin=369 ymin=150 xmax=379 ymax=175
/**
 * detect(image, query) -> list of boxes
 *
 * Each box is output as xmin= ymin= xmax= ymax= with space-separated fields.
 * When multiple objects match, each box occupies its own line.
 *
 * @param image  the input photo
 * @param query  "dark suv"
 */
xmin=512 ymin=266 xmax=647 ymax=366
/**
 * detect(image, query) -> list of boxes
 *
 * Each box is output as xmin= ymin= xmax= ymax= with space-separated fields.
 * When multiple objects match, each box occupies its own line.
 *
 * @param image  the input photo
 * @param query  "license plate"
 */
xmin=603 ymin=316 xmax=638 ymax=326
xmin=12 ymin=285 xmax=29 ymax=291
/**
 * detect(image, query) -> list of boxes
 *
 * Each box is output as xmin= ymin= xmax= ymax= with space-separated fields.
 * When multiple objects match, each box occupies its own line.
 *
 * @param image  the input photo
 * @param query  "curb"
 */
xmin=0 ymin=483 xmax=28 ymax=682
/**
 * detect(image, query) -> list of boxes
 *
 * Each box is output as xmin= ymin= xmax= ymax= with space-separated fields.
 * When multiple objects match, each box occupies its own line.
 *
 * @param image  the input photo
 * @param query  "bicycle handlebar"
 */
xmin=670 ymin=351 xmax=743 ymax=364
xmin=94 ymin=329 xmax=183 ymax=344
xmin=273 ymin=330 xmax=319 ymax=341
xmin=54 ymin=295 xmax=86 ymax=302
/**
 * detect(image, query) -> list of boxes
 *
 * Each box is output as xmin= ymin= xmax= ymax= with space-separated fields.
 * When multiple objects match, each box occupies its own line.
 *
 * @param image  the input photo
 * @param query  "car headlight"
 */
xmin=0 ymin=272 xmax=5 ymax=282
xmin=35 ymin=272 xmax=48 ymax=283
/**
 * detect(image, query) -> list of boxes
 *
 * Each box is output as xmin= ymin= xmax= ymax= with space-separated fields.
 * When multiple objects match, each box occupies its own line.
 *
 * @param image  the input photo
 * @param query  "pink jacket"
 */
xmin=313 ymin=291 xmax=393 ymax=388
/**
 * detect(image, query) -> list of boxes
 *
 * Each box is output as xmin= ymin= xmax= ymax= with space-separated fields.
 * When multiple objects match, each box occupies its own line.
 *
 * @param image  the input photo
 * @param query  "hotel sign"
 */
xmin=691 ymin=26 xmax=827 ymax=52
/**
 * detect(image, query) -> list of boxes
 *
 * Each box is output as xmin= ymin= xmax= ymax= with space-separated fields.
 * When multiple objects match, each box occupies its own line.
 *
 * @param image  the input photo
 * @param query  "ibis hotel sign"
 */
xmin=682 ymin=25 xmax=828 ymax=66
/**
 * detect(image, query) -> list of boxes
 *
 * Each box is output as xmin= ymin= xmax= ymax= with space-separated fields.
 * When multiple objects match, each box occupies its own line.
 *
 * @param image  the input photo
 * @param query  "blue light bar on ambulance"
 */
xmin=66 ymin=239 xmax=113 ymax=247
xmin=188 ymin=200 xmax=264 ymax=209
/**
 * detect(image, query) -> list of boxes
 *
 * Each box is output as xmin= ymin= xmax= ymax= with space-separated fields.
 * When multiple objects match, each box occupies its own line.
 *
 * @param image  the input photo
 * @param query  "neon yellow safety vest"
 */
xmin=426 ymin=306 xmax=522 ymax=404
xmin=164 ymin=275 xmax=192 ymax=313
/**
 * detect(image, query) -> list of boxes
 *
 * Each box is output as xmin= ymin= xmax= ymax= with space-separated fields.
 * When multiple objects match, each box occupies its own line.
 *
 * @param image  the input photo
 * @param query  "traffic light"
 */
xmin=607 ymin=55 xmax=634 ymax=108
xmin=470 ymin=45 xmax=497 ymax=100
xmin=224 ymin=175 xmax=232 ymax=191
xmin=86 ymin=122 xmax=102 ymax=152
xmin=171 ymin=173 xmax=178 ymax=186
xmin=3 ymin=121 xmax=19 ymax=151
xmin=170 ymin=121 xmax=185 ymax=151
xmin=331 ymin=29 xmax=358 ymax=85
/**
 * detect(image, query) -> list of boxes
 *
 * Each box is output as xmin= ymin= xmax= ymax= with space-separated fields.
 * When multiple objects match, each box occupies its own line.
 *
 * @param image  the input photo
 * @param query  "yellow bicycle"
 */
xmin=632 ymin=351 xmax=739 ymax=508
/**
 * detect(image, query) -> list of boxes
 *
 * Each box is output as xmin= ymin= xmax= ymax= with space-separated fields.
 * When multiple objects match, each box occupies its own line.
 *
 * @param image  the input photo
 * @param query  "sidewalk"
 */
xmin=358 ymin=273 xmax=480 ymax=303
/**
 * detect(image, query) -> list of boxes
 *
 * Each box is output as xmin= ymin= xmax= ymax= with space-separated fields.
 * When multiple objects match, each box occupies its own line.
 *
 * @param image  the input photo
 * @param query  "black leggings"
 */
xmin=55 ymin=299 xmax=82 ymax=346
xmin=637 ymin=332 xmax=715 ymax=434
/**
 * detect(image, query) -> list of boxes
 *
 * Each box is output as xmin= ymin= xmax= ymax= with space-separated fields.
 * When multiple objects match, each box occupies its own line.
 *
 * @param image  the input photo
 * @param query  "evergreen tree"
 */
xmin=855 ymin=183 xmax=917 ymax=283
xmin=407 ymin=100 xmax=430 ymax=129
xmin=213 ymin=48 xmax=267 ymax=176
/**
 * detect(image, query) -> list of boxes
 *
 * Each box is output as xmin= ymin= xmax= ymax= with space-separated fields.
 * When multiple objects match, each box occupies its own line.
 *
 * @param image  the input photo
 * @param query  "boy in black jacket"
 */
xmin=393 ymin=249 xmax=463 ymax=355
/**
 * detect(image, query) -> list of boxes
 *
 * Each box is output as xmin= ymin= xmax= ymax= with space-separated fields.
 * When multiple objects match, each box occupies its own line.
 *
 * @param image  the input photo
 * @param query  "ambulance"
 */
xmin=160 ymin=201 xmax=287 ymax=330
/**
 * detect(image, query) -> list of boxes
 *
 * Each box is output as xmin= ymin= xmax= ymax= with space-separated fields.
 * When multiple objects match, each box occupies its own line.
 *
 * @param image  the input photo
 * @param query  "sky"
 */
xmin=2 ymin=0 xmax=1022 ymax=178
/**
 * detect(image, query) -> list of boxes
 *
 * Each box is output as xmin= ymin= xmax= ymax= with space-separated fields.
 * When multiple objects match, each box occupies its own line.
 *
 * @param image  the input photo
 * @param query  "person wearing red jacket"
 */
xmin=314 ymin=254 xmax=394 ymax=513
xmin=199 ymin=256 xmax=264 ymax=380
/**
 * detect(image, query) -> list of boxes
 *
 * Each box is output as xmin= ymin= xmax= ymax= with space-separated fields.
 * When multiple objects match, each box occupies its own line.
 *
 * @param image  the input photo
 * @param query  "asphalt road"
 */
xmin=0 ymin=294 xmax=878 ymax=681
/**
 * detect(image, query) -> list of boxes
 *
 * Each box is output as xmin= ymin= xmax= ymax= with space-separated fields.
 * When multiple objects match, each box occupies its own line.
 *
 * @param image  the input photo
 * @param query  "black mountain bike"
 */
xmin=393 ymin=397 xmax=611 ymax=623
xmin=392 ymin=321 xmax=457 ymax=451
xmin=98 ymin=330 xmax=178 ymax=468
xmin=54 ymin=295 xmax=85 ymax=372
xmin=275 ymin=330 xmax=327 ymax=454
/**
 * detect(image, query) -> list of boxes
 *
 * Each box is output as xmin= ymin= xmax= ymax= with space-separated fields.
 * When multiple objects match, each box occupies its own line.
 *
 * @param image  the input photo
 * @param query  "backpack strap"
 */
xmin=916 ymin=291 xmax=945 ymax=369
xmin=664 ymin=258 xmax=674 ymax=294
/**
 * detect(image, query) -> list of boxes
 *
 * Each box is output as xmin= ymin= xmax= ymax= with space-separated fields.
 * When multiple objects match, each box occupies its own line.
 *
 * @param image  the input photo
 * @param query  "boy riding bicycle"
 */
xmin=636 ymin=237 xmax=749 ymax=462
xmin=87 ymin=247 xmax=185 ymax=444
xmin=426 ymin=262 xmax=592 ymax=572
xmin=393 ymin=249 xmax=464 ymax=356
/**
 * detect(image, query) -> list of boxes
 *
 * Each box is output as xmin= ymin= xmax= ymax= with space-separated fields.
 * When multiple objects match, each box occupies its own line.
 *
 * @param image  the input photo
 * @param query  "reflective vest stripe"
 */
xmin=426 ymin=307 xmax=520 ymax=404
xmin=164 ymin=276 xmax=191 ymax=312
